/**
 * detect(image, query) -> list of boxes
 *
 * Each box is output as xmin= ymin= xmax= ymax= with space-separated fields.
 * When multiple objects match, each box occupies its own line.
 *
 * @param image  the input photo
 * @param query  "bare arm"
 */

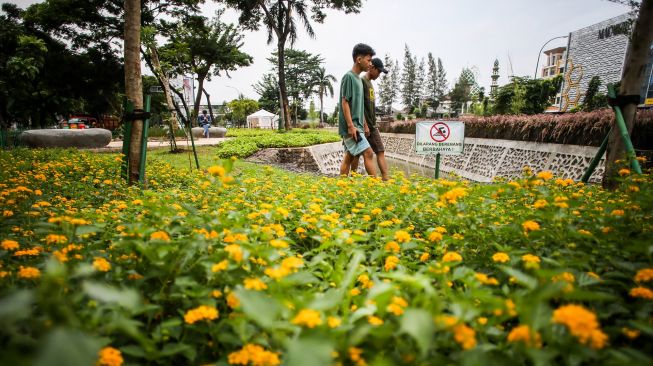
xmin=342 ymin=97 xmax=357 ymax=140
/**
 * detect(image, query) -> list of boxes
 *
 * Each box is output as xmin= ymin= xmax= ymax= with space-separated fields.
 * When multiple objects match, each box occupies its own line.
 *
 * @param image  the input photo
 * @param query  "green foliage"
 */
xmin=1 ymin=148 xmax=652 ymax=365
xmin=215 ymin=129 xmax=340 ymax=158
xmin=580 ymin=76 xmax=609 ymax=112
xmin=493 ymin=75 xmax=563 ymax=115
xmin=227 ymin=99 xmax=259 ymax=127
xmin=401 ymin=45 xmax=418 ymax=110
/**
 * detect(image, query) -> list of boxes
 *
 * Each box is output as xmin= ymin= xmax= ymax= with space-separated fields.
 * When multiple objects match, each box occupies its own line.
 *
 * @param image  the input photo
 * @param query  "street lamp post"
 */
xmin=534 ymin=35 xmax=568 ymax=79
xmin=225 ymin=85 xmax=243 ymax=99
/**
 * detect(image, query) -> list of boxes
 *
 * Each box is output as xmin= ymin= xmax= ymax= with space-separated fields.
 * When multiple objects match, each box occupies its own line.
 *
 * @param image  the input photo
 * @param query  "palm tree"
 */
xmin=314 ymin=67 xmax=336 ymax=127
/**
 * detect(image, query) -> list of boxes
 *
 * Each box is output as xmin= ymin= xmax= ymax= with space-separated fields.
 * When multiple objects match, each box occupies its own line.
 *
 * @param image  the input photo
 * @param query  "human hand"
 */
xmin=348 ymin=125 xmax=358 ymax=141
xmin=364 ymin=124 xmax=370 ymax=136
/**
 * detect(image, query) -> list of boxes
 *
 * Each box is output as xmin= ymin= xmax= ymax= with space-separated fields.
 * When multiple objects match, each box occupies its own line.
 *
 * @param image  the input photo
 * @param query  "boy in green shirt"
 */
xmin=338 ymin=43 xmax=377 ymax=177
xmin=353 ymin=57 xmax=389 ymax=180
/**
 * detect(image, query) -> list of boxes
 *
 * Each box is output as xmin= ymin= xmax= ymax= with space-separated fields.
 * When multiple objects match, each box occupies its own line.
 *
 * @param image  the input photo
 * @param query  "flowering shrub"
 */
xmin=381 ymin=109 xmax=653 ymax=149
xmin=1 ymin=148 xmax=652 ymax=365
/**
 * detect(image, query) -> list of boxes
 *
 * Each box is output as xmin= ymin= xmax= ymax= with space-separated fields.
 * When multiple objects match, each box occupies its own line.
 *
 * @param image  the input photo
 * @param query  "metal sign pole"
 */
xmin=435 ymin=153 xmax=441 ymax=179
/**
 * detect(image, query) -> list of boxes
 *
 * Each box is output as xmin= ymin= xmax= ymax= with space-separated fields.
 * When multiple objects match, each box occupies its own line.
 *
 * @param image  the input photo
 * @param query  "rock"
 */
xmin=19 ymin=129 xmax=112 ymax=148
xmin=191 ymin=127 xmax=227 ymax=138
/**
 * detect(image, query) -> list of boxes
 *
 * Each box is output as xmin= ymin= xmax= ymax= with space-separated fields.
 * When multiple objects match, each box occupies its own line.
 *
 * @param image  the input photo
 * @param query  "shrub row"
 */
xmin=216 ymin=129 xmax=341 ymax=158
xmin=380 ymin=109 xmax=653 ymax=149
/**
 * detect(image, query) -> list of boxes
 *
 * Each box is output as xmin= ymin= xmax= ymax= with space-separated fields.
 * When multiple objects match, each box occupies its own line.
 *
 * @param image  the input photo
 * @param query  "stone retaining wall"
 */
xmin=308 ymin=133 xmax=605 ymax=182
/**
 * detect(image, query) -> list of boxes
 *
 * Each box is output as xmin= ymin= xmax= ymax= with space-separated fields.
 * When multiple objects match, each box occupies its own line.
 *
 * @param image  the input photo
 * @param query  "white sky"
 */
xmin=8 ymin=0 xmax=631 ymax=112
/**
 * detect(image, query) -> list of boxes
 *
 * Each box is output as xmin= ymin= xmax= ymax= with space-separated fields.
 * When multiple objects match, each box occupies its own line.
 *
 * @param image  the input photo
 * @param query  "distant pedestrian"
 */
xmin=198 ymin=110 xmax=212 ymax=138
xmin=338 ymin=43 xmax=377 ymax=177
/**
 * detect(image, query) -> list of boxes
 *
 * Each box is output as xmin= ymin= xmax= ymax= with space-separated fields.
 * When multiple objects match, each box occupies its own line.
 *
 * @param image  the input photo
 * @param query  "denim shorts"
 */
xmin=342 ymin=132 xmax=370 ymax=157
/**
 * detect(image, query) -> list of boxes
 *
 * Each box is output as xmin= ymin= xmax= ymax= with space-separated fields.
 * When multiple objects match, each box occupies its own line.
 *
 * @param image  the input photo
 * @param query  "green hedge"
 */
xmin=380 ymin=109 xmax=653 ymax=149
xmin=216 ymin=129 xmax=341 ymax=158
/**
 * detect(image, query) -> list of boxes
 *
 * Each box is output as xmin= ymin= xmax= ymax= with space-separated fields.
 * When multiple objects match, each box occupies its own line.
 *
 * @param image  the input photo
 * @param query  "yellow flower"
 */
xmin=1 ymin=239 xmax=19 ymax=250
xmin=611 ymin=209 xmax=624 ymax=216
xmin=264 ymin=266 xmax=291 ymax=280
xmin=45 ymin=234 xmax=67 ymax=245
xmin=453 ymin=324 xmax=476 ymax=350
xmin=350 ymin=287 xmax=361 ymax=296
xmin=97 ymin=346 xmax=123 ymax=366
xmin=384 ymin=241 xmax=400 ymax=253
xmin=618 ymin=168 xmax=630 ymax=176
xmin=622 ymin=327 xmax=640 ymax=340
xmin=228 ymin=344 xmax=280 ymax=366
xmin=440 ymin=187 xmax=467 ymax=204
xmin=384 ymin=255 xmax=400 ymax=271
xmin=475 ymin=272 xmax=499 ymax=286
xmin=635 ymin=268 xmax=653 ymax=283
xmin=442 ymin=251 xmax=462 ymax=263
xmin=367 ymin=315 xmax=384 ymax=326
xmin=212 ymin=260 xmax=229 ymax=273
xmin=419 ymin=252 xmax=430 ymax=262
xmin=536 ymin=171 xmax=553 ymax=180
xmin=227 ymin=292 xmax=240 ymax=308
xmin=349 ymin=347 xmax=366 ymax=366
xmin=244 ymin=278 xmax=268 ymax=291
xmin=507 ymin=325 xmax=542 ymax=348
xmin=327 ymin=316 xmax=341 ymax=328
xmin=629 ymin=287 xmax=653 ymax=299
xmin=281 ymin=256 xmax=303 ymax=270
xmin=270 ymin=239 xmax=288 ymax=248
xmin=394 ymin=230 xmax=411 ymax=243
xmin=208 ymin=165 xmax=226 ymax=177
xmin=93 ymin=257 xmax=111 ymax=272
xmin=18 ymin=266 xmax=40 ymax=279
xmin=521 ymin=254 xmax=540 ymax=266
xmin=533 ymin=199 xmax=548 ymax=209
xmin=150 ymin=231 xmax=170 ymax=241
xmin=225 ymin=244 xmax=243 ymax=262
xmin=371 ymin=208 xmax=382 ymax=215
xmin=552 ymin=304 xmax=608 ymax=349
xmin=492 ymin=252 xmax=510 ymax=263
xmin=387 ymin=296 xmax=409 ymax=316
xmin=521 ymin=220 xmax=540 ymax=233
xmin=428 ymin=231 xmax=443 ymax=242
xmin=477 ymin=317 xmax=488 ymax=325
xmin=292 ymin=309 xmax=322 ymax=328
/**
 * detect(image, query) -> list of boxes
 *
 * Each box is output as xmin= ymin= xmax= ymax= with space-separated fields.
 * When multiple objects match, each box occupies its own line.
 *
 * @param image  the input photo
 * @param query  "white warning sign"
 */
xmin=415 ymin=121 xmax=465 ymax=155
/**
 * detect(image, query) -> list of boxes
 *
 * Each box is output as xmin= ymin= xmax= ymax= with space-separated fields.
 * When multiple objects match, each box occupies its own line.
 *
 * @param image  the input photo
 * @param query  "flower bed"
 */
xmin=1 ymin=149 xmax=652 ymax=365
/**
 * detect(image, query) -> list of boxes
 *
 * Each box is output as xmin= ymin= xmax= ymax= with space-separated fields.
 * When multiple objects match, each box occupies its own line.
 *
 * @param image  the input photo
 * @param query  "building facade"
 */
xmin=559 ymin=13 xmax=632 ymax=111
xmin=541 ymin=47 xmax=566 ymax=79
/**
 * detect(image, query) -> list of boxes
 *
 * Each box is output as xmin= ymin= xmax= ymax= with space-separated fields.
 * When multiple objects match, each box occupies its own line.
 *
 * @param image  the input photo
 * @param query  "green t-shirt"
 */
xmin=362 ymin=77 xmax=376 ymax=129
xmin=338 ymin=71 xmax=364 ymax=136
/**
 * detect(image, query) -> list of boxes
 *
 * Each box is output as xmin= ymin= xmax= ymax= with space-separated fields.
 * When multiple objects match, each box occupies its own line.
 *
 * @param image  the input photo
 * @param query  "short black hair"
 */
xmin=352 ymin=43 xmax=375 ymax=61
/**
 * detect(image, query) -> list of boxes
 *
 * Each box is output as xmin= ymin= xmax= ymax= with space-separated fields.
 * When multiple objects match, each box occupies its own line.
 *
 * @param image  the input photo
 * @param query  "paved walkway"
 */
xmin=95 ymin=137 xmax=229 ymax=152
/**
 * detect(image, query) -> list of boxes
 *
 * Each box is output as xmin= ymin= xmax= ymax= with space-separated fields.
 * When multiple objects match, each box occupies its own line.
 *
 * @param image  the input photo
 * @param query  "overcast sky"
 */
xmin=8 ymin=0 xmax=631 ymax=112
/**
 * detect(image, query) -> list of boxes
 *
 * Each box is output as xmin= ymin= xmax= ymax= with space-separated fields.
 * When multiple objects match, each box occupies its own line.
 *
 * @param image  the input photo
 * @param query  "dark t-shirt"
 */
xmin=362 ymin=77 xmax=376 ymax=129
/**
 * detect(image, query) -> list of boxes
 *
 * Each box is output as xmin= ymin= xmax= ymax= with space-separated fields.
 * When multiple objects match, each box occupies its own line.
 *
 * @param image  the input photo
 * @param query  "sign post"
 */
xmin=415 ymin=121 xmax=465 ymax=179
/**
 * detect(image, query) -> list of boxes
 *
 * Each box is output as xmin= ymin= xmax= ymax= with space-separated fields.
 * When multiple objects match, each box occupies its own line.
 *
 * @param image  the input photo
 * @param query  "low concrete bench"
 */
xmin=191 ymin=127 xmax=227 ymax=138
xmin=19 ymin=129 xmax=112 ymax=148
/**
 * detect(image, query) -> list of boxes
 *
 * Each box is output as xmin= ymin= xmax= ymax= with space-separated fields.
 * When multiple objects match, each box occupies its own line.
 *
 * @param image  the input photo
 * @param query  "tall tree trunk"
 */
xmin=319 ymin=90 xmax=324 ymax=127
xmin=147 ymin=45 xmax=178 ymax=151
xmin=277 ymin=41 xmax=292 ymax=130
xmin=202 ymin=88 xmax=216 ymax=124
xmin=170 ymin=85 xmax=191 ymax=122
xmin=124 ymin=0 xmax=144 ymax=185
xmin=603 ymin=0 xmax=653 ymax=189
xmin=192 ymin=75 xmax=205 ymax=126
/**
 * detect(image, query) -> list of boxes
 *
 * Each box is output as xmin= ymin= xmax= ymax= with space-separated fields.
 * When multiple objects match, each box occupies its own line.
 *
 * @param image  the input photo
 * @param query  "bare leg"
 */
xmin=350 ymin=155 xmax=360 ymax=173
xmin=377 ymin=151 xmax=389 ymax=180
xmin=362 ymin=148 xmax=377 ymax=177
xmin=340 ymin=152 xmax=354 ymax=176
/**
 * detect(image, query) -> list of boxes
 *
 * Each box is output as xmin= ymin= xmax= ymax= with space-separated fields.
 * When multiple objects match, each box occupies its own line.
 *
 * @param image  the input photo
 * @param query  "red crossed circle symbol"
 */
xmin=430 ymin=122 xmax=450 ymax=142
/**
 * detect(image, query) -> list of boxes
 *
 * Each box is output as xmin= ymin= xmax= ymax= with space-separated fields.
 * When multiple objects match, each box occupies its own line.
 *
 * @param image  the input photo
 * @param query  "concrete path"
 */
xmin=93 ymin=137 xmax=229 ymax=152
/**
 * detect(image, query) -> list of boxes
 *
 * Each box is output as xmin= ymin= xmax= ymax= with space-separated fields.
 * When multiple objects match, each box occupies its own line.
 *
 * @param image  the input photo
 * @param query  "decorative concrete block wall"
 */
xmin=308 ymin=133 xmax=605 ymax=183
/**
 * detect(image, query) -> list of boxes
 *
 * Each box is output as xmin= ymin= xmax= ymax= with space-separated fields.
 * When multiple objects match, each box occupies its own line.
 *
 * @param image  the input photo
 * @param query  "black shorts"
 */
xmin=367 ymin=127 xmax=385 ymax=154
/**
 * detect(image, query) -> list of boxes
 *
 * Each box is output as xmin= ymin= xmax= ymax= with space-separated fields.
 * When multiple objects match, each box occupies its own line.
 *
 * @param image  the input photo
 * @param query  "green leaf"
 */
xmin=285 ymin=337 xmax=333 ymax=366
xmin=235 ymin=289 xmax=282 ymax=329
xmin=34 ymin=328 xmax=102 ymax=366
xmin=160 ymin=343 xmax=196 ymax=360
xmin=309 ymin=288 xmax=345 ymax=311
xmin=0 ymin=290 xmax=33 ymax=321
xmin=400 ymin=308 xmax=434 ymax=357
xmin=82 ymin=281 xmax=141 ymax=310
xmin=501 ymin=267 xmax=537 ymax=289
